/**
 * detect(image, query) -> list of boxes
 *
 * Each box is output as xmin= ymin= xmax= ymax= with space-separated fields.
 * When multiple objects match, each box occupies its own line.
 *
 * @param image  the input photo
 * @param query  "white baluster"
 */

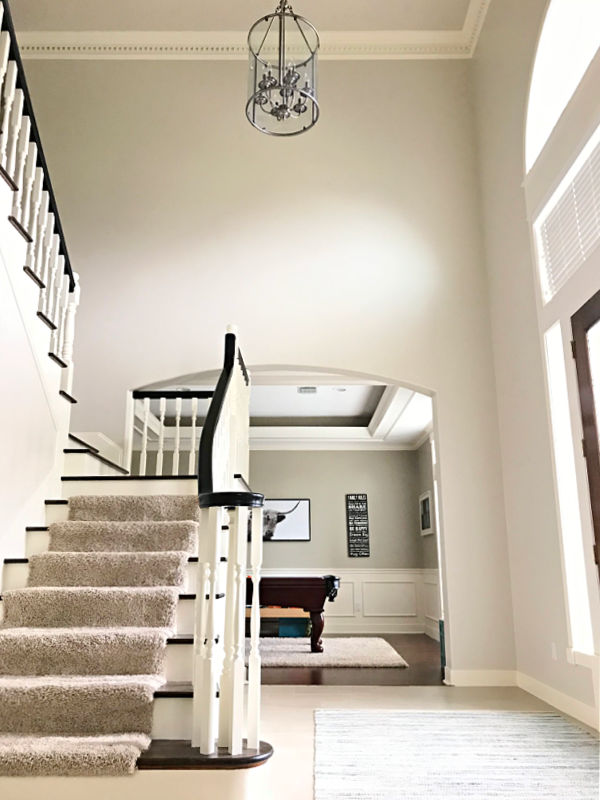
xmin=44 ymin=234 xmax=60 ymax=321
xmin=247 ymin=506 xmax=263 ymax=750
xmin=23 ymin=166 xmax=42 ymax=254
xmin=0 ymin=4 xmax=4 ymax=30
xmin=193 ymin=505 xmax=225 ymax=754
xmin=230 ymin=505 xmax=248 ymax=755
xmin=0 ymin=34 xmax=10 ymax=91
xmin=172 ymin=396 xmax=182 ymax=476
xmin=59 ymin=272 xmax=80 ymax=396
xmin=28 ymin=189 xmax=48 ymax=276
xmin=49 ymin=258 xmax=67 ymax=356
xmin=156 ymin=396 xmax=166 ymax=476
xmin=139 ymin=397 xmax=150 ymax=476
xmin=0 ymin=60 xmax=17 ymax=171
xmin=188 ymin=396 xmax=198 ymax=474
xmin=37 ymin=211 xmax=54 ymax=313
xmin=5 ymin=87 xmax=23 ymax=178
xmin=11 ymin=115 xmax=30 ymax=217
xmin=17 ymin=140 xmax=36 ymax=229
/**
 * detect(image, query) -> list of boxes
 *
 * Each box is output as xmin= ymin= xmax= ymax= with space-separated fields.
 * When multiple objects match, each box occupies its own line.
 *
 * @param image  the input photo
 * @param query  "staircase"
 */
xmin=0 ymin=1 xmax=271 ymax=792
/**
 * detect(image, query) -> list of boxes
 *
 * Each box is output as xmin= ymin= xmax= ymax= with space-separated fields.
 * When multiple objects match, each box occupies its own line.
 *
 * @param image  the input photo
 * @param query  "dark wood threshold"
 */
xmin=8 ymin=215 xmax=32 ymax=242
xmin=59 ymin=390 xmax=77 ymax=404
xmin=155 ymin=682 xmax=193 ymax=698
xmin=44 ymin=499 xmax=68 ymax=505
xmin=23 ymin=266 xmax=45 ymax=289
xmin=68 ymin=433 xmax=99 ymax=453
xmin=37 ymin=310 xmax=57 ymax=331
xmin=61 ymin=475 xmax=197 ymax=481
xmin=63 ymin=447 xmax=129 ymax=475
xmin=48 ymin=352 xmax=68 ymax=368
xmin=0 ymin=165 xmax=18 ymax=191
xmin=137 ymin=739 xmax=273 ymax=770
xmin=167 ymin=635 xmax=193 ymax=645
xmin=3 ymin=557 xmax=28 ymax=564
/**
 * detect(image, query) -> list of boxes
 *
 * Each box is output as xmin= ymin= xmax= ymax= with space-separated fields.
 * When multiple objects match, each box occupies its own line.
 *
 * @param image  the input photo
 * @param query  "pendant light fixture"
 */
xmin=246 ymin=1 xmax=320 ymax=136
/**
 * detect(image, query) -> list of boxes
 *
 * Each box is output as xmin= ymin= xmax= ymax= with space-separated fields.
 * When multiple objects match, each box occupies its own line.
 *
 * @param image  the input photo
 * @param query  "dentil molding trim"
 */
xmin=17 ymin=1 xmax=490 ymax=62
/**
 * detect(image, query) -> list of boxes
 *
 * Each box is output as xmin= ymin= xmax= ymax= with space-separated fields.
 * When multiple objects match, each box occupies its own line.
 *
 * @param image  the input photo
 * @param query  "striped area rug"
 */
xmin=314 ymin=710 xmax=599 ymax=799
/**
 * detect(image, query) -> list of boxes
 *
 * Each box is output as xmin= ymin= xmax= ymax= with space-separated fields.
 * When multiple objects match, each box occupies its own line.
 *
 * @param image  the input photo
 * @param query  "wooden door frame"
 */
xmin=571 ymin=289 xmax=600 ymax=575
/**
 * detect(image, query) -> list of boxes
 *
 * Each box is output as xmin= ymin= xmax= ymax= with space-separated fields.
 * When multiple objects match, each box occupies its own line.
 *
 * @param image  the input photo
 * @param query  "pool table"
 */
xmin=246 ymin=574 xmax=340 ymax=653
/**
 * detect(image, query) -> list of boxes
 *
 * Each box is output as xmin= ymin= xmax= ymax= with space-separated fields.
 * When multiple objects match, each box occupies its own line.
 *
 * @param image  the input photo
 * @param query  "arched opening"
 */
xmin=125 ymin=364 xmax=448 ymax=685
xmin=525 ymin=0 xmax=600 ymax=171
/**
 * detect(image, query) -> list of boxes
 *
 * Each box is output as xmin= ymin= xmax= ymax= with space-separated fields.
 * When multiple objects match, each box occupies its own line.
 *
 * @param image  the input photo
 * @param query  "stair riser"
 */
xmin=63 ymin=452 xmax=126 ymax=478
xmin=45 ymin=505 xmax=69 ymax=525
xmin=153 ymin=696 xmax=192 ymax=739
xmin=60 ymin=479 xmax=198 ymax=499
xmin=3 ymin=560 xmax=199 ymax=592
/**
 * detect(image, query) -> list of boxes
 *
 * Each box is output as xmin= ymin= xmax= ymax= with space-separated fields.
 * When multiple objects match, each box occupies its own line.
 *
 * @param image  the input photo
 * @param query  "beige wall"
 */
xmin=249 ymin=450 xmax=422 ymax=570
xmin=471 ymin=0 xmax=595 ymax=706
xmin=416 ymin=440 xmax=438 ymax=569
xmin=23 ymin=56 xmax=515 ymax=674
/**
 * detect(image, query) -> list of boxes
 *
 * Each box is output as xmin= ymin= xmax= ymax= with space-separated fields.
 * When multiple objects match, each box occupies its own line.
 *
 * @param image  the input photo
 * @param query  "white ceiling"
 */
xmin=149 ymin=378 xmax=432 ymax=449
xmin=12 ymin=0 xmax=471 ymax=33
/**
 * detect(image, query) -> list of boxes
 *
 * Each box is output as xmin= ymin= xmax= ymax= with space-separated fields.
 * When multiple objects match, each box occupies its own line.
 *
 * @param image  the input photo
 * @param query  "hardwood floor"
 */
xmin=261 ymin=633 xmax=443 ymax=686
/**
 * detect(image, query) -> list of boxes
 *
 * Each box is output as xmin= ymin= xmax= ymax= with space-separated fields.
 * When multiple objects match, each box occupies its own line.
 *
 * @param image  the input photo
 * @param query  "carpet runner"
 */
xmin=0 ymin=494 xmax=198 ymax=776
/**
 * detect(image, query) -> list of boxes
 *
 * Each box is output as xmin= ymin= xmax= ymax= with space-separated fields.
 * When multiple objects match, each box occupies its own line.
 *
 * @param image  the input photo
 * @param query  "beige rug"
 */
xmin=249 ymin=637 xmax=408 ymax=668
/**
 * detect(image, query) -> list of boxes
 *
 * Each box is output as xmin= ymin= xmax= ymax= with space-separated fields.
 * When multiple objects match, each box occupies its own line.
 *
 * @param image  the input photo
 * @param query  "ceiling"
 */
xmin=11 ymin=1 xmax=491 ymax=60
xmin=144 ymin=374 xmax=433 ymax=450
xmin=12 ymin=1 xmax=471 ymax=33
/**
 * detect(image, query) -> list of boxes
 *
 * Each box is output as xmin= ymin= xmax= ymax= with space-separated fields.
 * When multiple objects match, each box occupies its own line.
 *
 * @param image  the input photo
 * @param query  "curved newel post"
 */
xmin=247 ymin=506 xmax=263 ymax=750
xmin=192 ymin=505 xmax=226 ymax=754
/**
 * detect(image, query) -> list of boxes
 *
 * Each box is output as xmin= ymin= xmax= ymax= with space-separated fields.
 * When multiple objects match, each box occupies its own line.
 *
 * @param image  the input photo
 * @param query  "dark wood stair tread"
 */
xmin=59 ymin=390 xmax=77 ymax=404
xmin=48 ymin=352 xmax=68 ymax=368
xmin=137 ymin=738 xmax=273 ymax=770
xmin=23 ymin=266 xmax=45 ymax=289
xmin=61 ymin=475 xmax=197 ymax=481
xmin=37 ymin=311 xmax=57 ymax=331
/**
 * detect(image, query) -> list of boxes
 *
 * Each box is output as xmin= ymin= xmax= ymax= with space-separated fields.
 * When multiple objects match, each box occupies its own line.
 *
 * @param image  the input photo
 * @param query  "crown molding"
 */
xmin=17 ymin=1 xmax=490 ymax=62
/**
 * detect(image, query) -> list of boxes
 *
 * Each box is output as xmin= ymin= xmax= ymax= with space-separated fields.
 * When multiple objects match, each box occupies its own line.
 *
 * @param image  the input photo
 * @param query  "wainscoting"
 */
xmin=261 ymin=568 xmax=441 ymax=639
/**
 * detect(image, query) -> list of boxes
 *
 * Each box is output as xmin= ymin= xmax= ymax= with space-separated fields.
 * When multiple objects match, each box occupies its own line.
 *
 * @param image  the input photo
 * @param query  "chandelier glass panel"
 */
xmin=246 ymin=2 xmax=320 ymax=136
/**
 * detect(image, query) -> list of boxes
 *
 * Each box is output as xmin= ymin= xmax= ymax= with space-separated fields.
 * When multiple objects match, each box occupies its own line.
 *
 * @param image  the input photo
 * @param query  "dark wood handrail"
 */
xmin=2 ymin=0 xmax=75 ymax=291
xmin=198 ymin=332 xmax=237 ymax=495
xmin=133 ymin=390 xmax=215 ymax=400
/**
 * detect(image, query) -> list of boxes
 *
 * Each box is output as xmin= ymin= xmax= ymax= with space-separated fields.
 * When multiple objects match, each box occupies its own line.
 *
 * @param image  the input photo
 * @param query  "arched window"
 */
xmin=525 ymin=0 xmax=600 ymax=172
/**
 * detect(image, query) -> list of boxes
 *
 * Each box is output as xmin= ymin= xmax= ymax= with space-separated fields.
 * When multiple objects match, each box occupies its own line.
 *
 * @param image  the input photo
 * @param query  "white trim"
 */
xmin=517 ymin=671 xmax=599 ymax=731
xmin=444 ymin=669 xmax=518 ymax=687
xmin=17 ymin=3 xmax=491 ymax=62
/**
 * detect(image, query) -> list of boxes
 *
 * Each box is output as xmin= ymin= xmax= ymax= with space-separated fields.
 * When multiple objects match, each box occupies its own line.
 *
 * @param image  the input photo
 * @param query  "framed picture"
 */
xmin=419 ymin=491 xmax=434 ymax=536
xmin=261 ymin=499 xmax=311 ymax=542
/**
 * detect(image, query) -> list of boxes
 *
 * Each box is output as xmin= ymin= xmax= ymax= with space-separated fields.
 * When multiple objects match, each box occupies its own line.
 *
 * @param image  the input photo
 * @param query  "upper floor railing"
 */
xmin=193 ymin=329 xmax=265 ymax=756
xmin=0 ymin=0 xmax=80 ymax=393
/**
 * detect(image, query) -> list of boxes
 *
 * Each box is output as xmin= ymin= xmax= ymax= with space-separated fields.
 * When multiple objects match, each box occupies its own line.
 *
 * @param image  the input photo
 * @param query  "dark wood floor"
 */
xmin=262 ymin=634 xmax=443 ymax=686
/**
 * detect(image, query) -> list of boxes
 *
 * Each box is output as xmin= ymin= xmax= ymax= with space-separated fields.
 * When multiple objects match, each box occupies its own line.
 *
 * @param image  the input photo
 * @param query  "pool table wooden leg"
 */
xmin=310 ymin=610 xmax=325 ymax=653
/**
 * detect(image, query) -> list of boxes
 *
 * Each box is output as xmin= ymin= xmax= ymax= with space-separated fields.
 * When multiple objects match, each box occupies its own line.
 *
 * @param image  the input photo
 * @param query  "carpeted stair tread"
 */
xmin=69 ymin=495 xmax=200 ymax=522
xmin=49 ymin=520 xmax=197 ymax=553
xmin=0 ymin=675 xmax=162 ymax=736
xmin=0 ymin=628 xmax=169 ymax=676
xmin=28 ymin=551 xmax=188 ymax=587
xmin=0 ymin=733 xmax=151 ymax=776
xmin=1 ymin=586 xmax=179 ymax=628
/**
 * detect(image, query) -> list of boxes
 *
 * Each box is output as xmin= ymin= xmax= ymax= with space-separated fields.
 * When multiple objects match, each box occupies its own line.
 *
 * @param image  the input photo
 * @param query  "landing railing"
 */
xmin=193 ymin=329 xmax=265 ymax=756
xmin=0 ymin=0 xmax=80 ymax=394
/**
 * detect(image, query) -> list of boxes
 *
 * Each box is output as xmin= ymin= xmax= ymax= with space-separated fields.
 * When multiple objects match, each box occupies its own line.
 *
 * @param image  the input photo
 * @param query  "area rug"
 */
xmin=314 ymin=710 xmax=600 ymax=799
xmin=248 ymin=637 xmax=408 ymax=668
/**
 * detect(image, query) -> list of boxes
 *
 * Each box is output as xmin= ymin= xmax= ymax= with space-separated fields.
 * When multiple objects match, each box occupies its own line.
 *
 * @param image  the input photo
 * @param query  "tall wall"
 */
xmin=249 ymin=450 xmax=422 ymax=570
xmin=470 ymin=0 xmax=595 ymax=708
xmin=22 ymin=56 xmax=515 ymax=675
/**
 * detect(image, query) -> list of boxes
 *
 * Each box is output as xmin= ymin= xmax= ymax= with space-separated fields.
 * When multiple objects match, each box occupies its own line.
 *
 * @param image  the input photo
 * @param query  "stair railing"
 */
xmin=0 ymin=0 xmax=80 ymax=395
xmin=193 ymin=328 xmax=264 ymax=756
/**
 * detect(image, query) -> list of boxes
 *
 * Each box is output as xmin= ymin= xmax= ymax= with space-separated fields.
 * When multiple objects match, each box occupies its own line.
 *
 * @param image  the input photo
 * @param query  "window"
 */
xmin=526 ymin=0 xmax=600 ymax=171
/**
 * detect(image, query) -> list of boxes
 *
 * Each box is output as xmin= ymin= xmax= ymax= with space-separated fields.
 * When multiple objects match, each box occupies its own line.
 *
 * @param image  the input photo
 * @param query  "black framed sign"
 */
xmin=346 ymin=493 xmax=370 ymax=557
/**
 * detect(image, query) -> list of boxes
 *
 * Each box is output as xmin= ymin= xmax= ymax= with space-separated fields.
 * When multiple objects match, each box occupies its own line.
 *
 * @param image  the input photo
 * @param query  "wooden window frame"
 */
xmin=571 ymin=289 xmax=600 ymax=574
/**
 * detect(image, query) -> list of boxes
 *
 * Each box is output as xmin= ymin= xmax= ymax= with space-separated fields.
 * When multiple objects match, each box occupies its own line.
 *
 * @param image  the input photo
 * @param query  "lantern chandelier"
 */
xmin=246 ymin=1 xmax=320 ymax=136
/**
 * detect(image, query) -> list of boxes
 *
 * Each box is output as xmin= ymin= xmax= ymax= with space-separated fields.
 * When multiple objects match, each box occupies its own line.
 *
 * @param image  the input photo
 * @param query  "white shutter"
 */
xmin=534 ymin=132 xmax=600 ymax=303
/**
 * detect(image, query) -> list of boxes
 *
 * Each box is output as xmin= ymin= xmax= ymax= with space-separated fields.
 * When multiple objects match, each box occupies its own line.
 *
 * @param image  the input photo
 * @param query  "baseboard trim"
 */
xmin=516 ymin=671 xmax=599 ymax=731
xmin=424 ymin=618 xmax=441 ymax=641
xmin=444 ymin=668 xmax=517 ymax=687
